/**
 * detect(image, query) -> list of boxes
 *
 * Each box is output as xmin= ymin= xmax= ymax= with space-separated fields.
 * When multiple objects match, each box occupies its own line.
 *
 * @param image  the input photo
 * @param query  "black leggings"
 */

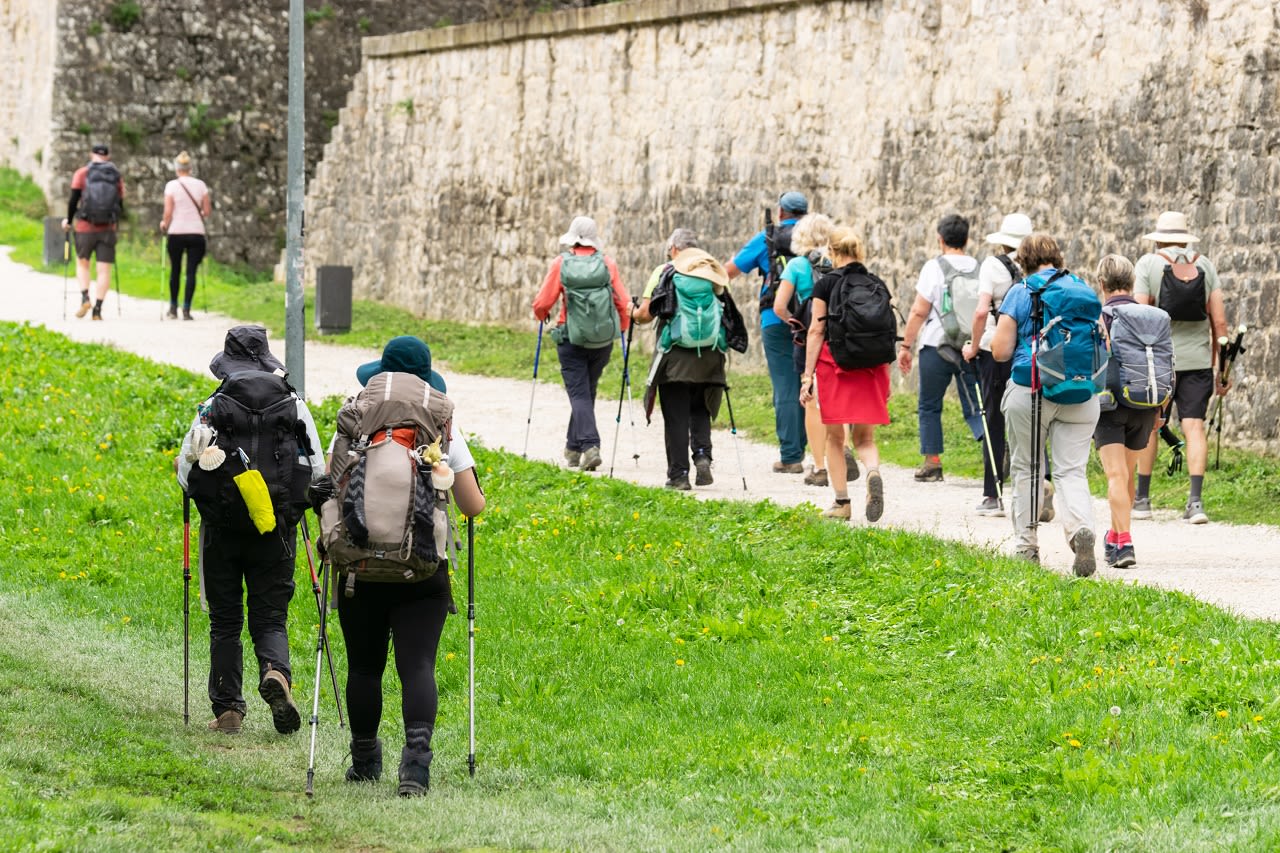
xmin=337 ymin=569 xmax=451 ymax=738
xmin=167 ymin=233 xmax=206 ymax=309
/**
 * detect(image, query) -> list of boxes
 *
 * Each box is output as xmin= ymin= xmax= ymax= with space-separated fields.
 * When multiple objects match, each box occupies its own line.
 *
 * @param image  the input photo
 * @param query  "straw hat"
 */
xmin=985 ymin=213 xmax=1033 ymax=250
xmin=1142 ymin=211 xmax=1199 ymax=243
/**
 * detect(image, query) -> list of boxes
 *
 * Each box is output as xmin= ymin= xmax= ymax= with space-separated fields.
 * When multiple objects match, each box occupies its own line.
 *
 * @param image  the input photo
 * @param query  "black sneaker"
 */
xmin=259 ymin=667 xmax=301 ymax=734
xmin=1109 ymin=543 xmax=1136 ymax=569
xmin=693 ymin=454 xmax=713 ymax=486
xmin=664 ymin=475 xmax=691 ymax=491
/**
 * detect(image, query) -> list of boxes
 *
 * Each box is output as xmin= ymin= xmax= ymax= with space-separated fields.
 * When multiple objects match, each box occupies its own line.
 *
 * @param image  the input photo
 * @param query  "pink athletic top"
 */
xmin=164 ymin=176 xmax=208 ymax=236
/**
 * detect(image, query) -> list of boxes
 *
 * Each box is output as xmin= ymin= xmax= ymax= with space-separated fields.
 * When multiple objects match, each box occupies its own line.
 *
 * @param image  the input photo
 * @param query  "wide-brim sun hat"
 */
xmin=985 ymin=213 xmax=1033 ymax=250
xmin=1142 ymin=210 xmax=1199 ymax=243
xmin=356 ymin=335 xmax=447 ymax=392
xmin=558 ymin=215 xmax=600 ymax=249
xmin=210 ymin=325 xmax=286 ymax=379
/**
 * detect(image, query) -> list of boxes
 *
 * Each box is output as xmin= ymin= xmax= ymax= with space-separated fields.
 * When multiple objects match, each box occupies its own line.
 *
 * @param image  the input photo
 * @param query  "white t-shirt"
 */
xmin=915 ymin=254 xmax=978 ymax=348
xmin=976 ymin=253 xmax=1018 ymax=351
xmin=165 ymin=176 xmax=208 ymax=236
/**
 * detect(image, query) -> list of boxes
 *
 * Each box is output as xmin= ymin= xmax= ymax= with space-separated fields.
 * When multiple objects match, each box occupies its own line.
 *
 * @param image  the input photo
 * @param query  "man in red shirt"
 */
xmin=61 ymin=143 xmax=125 ymax=320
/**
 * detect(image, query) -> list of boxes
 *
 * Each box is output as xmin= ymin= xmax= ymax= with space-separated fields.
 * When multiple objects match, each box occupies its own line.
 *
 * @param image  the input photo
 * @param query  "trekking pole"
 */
xmin=466 ymin=513 xmax=477 ymax=778
xmin=113 ymin=255 xmax=122 ymax=317
xmin=969 ymin=367 xmax=1002 ymax=503
xmin=182 ymin=493 xmax=191 ymax=726
xmin=608 ymin=321 xmax=636 ymax=477
xmin=1209 ymin=325 xmax=1247 ymax=470
xmin=62 ymin=231 xmax=70 ymax=321
xmin=1029 ymin=296 xmax=1043 ymax=530
xmin=305 ymin=547 xmax=333 ymax=798
xmin=721 ymin=384 xmax=749 ymax=492
xmin=299 ymin=516 xmax=345 ymax=727
xmin=522 ymin=320 xmax=544 ymax=458
xmin=160 ymin=237 xmax=167 ymax=318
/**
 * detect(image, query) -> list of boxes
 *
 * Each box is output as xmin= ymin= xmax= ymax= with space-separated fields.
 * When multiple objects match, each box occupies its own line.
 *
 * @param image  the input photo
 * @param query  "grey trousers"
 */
xmin=1002 ymin=384 xmax=1099 ymax=552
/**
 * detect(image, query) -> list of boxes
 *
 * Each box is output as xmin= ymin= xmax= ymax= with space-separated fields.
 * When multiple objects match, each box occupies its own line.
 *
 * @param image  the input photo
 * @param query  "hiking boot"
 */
xmin=564 ymin=448 xmax=581 ymax=468
xmin=844 ymin=446 xmax=860 ymax=482
xmin=75 ymin=299 xmax=92 ymax=318
xmin=865 ymin=470 xmax=884 ymax=523
xmin=580 ymin=446 xmax=602 ymax=471
xmin=398 ymin=726 xmax=433 ymax=797
xmin=166 ymin=306 xmax=178 ymax=319
xmin=772 ymin=460 xmax=805 ymax=474
xmin=183 ymin=308 xmax=194 ymax=321
xmin=975 ymin=496 xmax=1005 ymax=517
xmin=664 ymin=474 xmax=691 ymax=491
xmin=207 ymin=709 xmax=243 ymax=734
xmin=804 ymin=468 xmax=829 ymax=487
xmin=1103 ymin=540 xmax=1116 ymax=567
xmin=346 ymin=736 xmax=383 ymax=782
xmin=1039 ymin=481 xmax=1056 ymax=523
xmin=693 ymin=453 xmax=713 ymax=486
xmin=1183 ymin=500 xmax=1209 ymax=525
xmin=1069 ymin=527 xmax=1096 ymax=578
xmin=913 ymin=459 xmax=943 ymax=481
xmin=822 ymin=501 xmax=852 ymax=520
xmin=259 ymin=666 xmax=301 ymax=734
xmin=1131 ymin=496 xmax=1153 ymax=520
xmin=91 ymin=311 xmax=103 ymax=321
xmin=1014 ymin=546 xmax=1040 ymax=565
xmin=1108 ymin=542 xmax=1136 ymax=569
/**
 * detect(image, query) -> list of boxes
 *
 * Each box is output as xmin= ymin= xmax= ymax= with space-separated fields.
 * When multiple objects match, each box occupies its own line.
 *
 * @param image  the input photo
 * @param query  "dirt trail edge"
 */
xmin=5 ymin=246 xmax=1278 ymax=620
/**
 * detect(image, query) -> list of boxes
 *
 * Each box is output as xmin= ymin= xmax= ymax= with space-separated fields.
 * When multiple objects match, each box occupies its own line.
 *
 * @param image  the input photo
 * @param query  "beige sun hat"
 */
xmin=1142 ymin=211 xmax=1199 ymax=243
xmin=985 ymin=213 xmax=1033 ymax=250
xmin=558 ymin=216 xmax=601 ymax=249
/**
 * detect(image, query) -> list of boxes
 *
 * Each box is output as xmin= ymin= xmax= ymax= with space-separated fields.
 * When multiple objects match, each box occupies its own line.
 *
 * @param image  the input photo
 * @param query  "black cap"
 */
xmin=91 ymin=142 xmax=109 ymax=155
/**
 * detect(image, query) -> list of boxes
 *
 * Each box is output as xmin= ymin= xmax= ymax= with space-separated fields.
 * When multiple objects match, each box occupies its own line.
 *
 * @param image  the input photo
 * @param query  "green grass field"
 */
xmin=4 ymin=323 xmax=1280 ymax=850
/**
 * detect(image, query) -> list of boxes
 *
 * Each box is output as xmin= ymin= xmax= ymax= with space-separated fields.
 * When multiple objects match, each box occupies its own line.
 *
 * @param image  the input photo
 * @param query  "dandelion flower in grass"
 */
xmin=632 ymin=511 xmax=640 ymax=520
xmin=1062 ymin=732 xmax=1073 ymax=739
xmin=58 ymin=571 xmax=66 ymax=579
xmin=615 ymin=553 xmax=623 ymax=561
xmin=676 ymin=659 xmax=685 ymax=667
xmin=644 ymin=543 xmax=652 ymax=550
xmin=121 ymin=616 xmax=131 ymax=624
xmin=1254 ymin=715 xmax=1264 ymax=723
xmin=1093 ymin=666 xmax=1103 ymax=675
xmin=823 ymin=636 xmax=834 ymax=643
xmin=701 ymin=627 xmax=710 ymax=634
xmin=552 ymin=528 xmax=560 ymax=536
xmin=445 ymin=653 xmax=456 ymax=661
xmin=1068 ymin=739 xmax=1082 ymax=749
xmin=1217 ymin=709 xmax=1230 ymax=719
xmin=674 ymin=637 xmax=685 ymax=645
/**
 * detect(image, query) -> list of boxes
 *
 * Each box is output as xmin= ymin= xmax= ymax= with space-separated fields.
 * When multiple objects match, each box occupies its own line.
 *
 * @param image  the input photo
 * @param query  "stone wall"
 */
xmin=306 ymin=0 xmax=1280 ymax=450
xmin=0 ymin=0 xmax=57 ymax=185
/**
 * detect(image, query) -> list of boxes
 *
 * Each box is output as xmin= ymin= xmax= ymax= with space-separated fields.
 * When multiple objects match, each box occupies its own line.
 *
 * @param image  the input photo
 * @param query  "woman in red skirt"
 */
xmin=799 ymin=226 xmax=891 ymax=522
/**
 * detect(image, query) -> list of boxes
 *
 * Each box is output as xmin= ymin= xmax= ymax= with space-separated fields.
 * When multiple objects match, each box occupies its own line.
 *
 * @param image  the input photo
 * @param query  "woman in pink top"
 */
xmin=160 ymin=151 xmax=212 ymax=320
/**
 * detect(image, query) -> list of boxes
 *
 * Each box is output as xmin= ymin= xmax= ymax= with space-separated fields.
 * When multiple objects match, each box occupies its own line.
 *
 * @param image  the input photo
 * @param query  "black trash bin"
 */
xmin=315 ymin=265 xmax=353 ymax=334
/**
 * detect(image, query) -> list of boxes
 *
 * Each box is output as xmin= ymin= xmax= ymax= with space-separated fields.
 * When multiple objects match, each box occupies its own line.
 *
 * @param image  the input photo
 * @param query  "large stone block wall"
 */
xmin=306 ymin=0 xmax=1280 ymax=450
xmin=0 ymin=0 xmax=56 ymax=184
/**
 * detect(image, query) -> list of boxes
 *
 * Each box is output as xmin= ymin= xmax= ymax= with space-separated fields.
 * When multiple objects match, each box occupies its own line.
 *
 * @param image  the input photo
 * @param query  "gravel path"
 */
xmin=6 ymin=246 xmax=1278 ymax=620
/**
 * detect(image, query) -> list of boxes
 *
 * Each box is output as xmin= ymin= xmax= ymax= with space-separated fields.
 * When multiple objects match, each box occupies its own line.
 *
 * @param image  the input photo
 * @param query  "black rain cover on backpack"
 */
xmin=78 ymin=162 xmax=122 ymax=225
xmin=1156 ymin=251 xmax=1208 ymax=322
xmin=186 ymin=371 xmax=312 ymax=531
xmin=823 ymin=263 xmax=898 ymax=370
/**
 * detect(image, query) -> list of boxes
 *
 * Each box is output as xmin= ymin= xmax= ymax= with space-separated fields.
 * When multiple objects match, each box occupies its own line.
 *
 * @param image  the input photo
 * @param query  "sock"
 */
xmin=926 ymin=455 xmax=940 ymax=464
xmin=93 ymin=299 xmax=104 ymax=310
xmin=834 ymin=495 xmax=850 ymax=505
xmin=1189 ymin=476 xmax=1204 ymax=502
xmin=1116 ymin=532 xmax=1133 ymax=546
xmin=1136 ymin=474 xmax=1152 ymax=500
xmin=1105 ymin=530 xmax=1119 ymax=545
xmin=79 ymin=290 xmax=89 ymax=303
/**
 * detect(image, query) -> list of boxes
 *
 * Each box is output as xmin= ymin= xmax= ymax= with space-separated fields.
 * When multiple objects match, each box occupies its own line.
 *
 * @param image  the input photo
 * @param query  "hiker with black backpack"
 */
xmin=160 ymin=151 xmax=212 ymax=320
xmin=991 ymin=234 xmax=1106 ymax=576
xmin=61 ymin=142 xmax=124 ymax=321
xmin=531 ymin=216 xmax=631 ymax=472
xmin=176 ymin=325 xmax=326 ymax=735
xmin=798 ymin=226 xmax=892 ymax=523
xmin=1092 ymin=254 xmax=1174 ymax=569
xmin=896 ymin=214 xmax=985 ymax=483
xmin=315 ymin=336 xmax=486 ymax=796
xmin=632 ymin=228 xmax=731 ymax=490
xmin=962 ymin=213 xmax=1033 ymax=517
xmin=724 ymin=191 xmax=810 ymax=475
xmin=772 ymin=213 xmax=856 ymax=488
xmin=1131 ymin=211 xmax=1230 ymax=525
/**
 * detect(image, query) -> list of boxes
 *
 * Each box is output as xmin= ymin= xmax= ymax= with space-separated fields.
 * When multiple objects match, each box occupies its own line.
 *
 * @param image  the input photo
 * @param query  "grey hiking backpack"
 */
xmin=318 ymin=371 xmax=455 ymax=596
xmin=935 ymin=257 xmax=982 ymax=349
xmin=1102 ymin=303 xmax=1174 ymax=410
xmin=78 ymin=162 xmax=122 ymax=225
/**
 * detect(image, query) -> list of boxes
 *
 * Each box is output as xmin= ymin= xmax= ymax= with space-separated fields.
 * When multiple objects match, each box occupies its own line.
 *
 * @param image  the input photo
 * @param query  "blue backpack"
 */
xmin=1025 ymin=269 xmax=1108 ymax=404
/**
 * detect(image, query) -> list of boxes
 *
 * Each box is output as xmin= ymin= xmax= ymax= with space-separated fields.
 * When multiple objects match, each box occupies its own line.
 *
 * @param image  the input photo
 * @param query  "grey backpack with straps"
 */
xmin=1102 ymin=303 xmax=1175 ymax=410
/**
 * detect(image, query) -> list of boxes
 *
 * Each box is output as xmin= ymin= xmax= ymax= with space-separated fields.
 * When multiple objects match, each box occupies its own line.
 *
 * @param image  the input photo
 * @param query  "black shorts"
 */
xmin=1094 ymin=405 xmax=1158 ymax=450
xmin=74 ymin=229 xmax=117 ymax=263
xmin=1165 ymin=368 xmax=1214 ymax=421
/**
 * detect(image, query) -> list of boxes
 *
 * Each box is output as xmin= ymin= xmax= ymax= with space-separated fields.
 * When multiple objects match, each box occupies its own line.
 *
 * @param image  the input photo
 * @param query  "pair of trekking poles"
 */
xmin=521 ymin=317 xmax=749 ymax=491
xmin=180 ymin=496 xmax=480 ymax=794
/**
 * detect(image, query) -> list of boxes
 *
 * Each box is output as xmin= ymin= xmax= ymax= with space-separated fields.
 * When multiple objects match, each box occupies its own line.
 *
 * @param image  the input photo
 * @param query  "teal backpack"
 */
xmin=660 ymin=270 xmax=725 ymax=355
xmin=559 ymin=252 xmax=619 ymax=349
xmin=1025 ymin=269 xmax=1108 ymax=404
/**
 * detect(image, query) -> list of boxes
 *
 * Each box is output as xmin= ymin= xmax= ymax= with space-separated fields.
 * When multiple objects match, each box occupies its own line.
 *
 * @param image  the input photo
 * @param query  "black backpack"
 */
xmin=78 ymin=162 xmax=122 ymax=225
xmin=186 ymin=371 xmax=313 ymax=532
xmin=757 ymin=216 xmax=797 ymax=312
xmin=823 ymin=263 xmax=898 ymax=370
xmin=1156 ymin=251 xmax=1208 ymax=322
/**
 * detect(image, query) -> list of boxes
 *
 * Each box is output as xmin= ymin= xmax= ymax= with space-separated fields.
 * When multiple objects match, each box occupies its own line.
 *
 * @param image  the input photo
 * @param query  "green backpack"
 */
xmin=559 ymin=252 xmax=619 ymax=349
xmin=659 ymin=270 xmax=725 ymax=355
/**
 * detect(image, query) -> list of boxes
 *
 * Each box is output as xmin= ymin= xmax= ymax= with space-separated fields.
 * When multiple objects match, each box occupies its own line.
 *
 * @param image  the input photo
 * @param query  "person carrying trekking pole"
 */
xmin=315 ymin=336 xmax=485 ymax=796
xmin=531 ymin=216 xmax=631 ymax=472
xmin=62 ymin=142 xmax=124 ymax=321
xmin=1092 ymin=254 xmax=1173 ymax=568
xmin=1130 ymin=211 xmax=1230 ymax=524
xmin=160 ymin=151 xmax=212 ymax=320
xmin=799 ymin=226 xmax=893 ymax=523
xmin=991 ymin=234 xmax=1104 ymax=576
xmin=176 ymin=325 xmax=326 ymax=734
xmin=632 ymin=228 xmax=730 ymax=490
